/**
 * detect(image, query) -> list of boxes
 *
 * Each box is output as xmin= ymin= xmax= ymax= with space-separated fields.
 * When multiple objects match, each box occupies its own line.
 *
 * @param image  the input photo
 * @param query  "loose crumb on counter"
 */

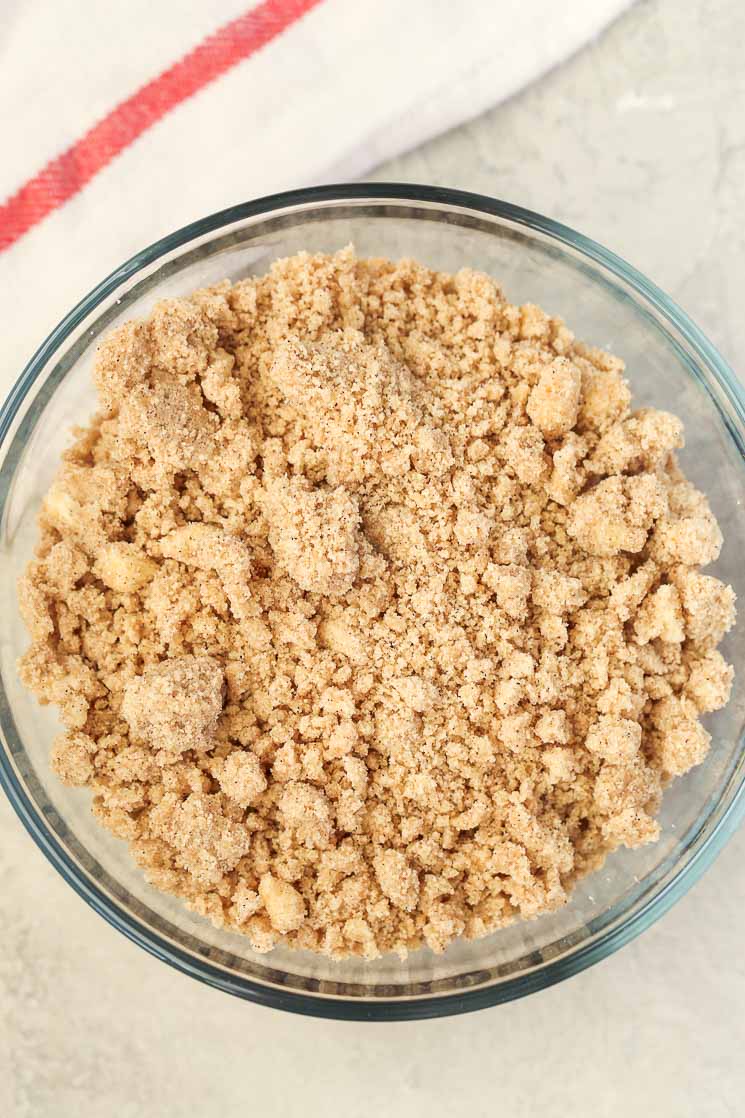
xmin=18 ymin=248 xmax=736 ymax=959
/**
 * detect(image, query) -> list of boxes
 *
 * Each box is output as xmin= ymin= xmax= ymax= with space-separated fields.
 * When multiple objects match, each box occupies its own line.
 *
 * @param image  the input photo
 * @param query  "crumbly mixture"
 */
xmin=18 ymin=248 xmax=736 ymax=959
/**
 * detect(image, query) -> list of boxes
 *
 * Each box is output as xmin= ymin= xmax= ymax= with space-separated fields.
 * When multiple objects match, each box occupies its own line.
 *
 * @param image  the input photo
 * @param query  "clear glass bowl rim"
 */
xmin=1 ymin=182 xmax=744 ymax=1021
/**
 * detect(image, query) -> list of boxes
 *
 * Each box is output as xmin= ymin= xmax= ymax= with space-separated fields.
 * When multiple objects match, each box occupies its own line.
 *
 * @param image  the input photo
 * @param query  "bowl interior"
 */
xmin=1 ymin=192 xmax=744 ymax=1013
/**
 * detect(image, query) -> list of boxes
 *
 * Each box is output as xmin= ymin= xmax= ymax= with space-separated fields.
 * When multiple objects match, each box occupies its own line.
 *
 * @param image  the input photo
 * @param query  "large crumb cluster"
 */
xmin=19 ymin=249 xmax=736 ymax=959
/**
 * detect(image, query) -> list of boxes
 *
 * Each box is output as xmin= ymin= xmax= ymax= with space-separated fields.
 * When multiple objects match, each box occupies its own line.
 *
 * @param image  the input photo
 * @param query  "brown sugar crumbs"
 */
xmin=18 ymin=249 xmax=736 ymax=959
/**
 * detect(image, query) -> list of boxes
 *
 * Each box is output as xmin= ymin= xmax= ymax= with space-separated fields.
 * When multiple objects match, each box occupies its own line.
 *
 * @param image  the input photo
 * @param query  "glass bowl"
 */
xmin=1 ymin=184 xmax=744 ymax=1021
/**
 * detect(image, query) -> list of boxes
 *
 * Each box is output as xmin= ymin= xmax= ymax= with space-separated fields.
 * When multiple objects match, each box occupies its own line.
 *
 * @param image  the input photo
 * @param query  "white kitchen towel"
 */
xmin=0 ymin=0 xmax=629 ymax=386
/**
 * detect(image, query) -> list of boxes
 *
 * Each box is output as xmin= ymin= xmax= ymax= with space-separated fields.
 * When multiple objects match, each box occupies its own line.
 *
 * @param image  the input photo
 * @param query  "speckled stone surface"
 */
xmin=2 ymin=2 xmax=744 ymax=1115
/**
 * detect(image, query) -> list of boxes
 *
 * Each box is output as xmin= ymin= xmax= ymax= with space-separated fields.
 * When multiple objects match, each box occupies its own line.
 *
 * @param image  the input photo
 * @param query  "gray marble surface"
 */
xmin=2 ymin=1 xmax=744 ymax=1115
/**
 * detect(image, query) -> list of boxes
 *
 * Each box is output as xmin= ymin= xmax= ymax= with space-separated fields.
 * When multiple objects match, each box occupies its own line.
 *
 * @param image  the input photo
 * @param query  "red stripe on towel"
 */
xmin=0 ymin=0 xmax=323 ymax=252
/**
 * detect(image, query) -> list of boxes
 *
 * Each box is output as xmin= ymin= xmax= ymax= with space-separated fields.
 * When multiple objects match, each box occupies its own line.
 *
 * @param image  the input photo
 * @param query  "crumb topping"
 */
xmin=18 ymin=248 xmax=735 ymax=959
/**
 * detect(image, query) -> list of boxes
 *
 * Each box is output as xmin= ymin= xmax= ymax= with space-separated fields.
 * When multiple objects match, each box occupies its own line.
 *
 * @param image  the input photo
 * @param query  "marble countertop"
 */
xmin=2 ymin=1 xmax=744 ymax=1115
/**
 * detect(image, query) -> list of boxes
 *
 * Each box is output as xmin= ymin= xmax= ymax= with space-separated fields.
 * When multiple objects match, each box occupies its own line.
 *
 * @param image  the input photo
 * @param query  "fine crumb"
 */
xmin=18 ymin=248 xmax=736 ymax=960
xmin=218 ymin=750 xmax=268 ymax=808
